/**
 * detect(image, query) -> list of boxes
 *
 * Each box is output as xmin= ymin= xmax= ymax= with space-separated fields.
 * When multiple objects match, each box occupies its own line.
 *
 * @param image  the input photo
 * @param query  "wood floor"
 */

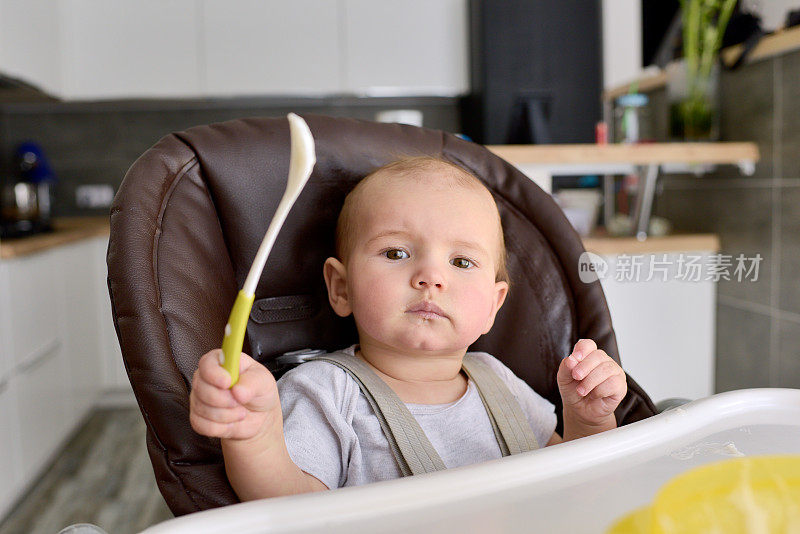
xmin=0 ymin=408 xmax=173 ymax=534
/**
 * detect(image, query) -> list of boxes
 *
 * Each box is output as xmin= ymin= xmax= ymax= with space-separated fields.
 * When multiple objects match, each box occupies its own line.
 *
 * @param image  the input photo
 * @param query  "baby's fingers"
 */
xmin=190 ymin=396 xmax=247 ymax=424
xmin=232 ymin=361 xmax=278 ymax=412
xmin=189 ymin=397 xmax=246 ymax=438
xmin=569 ymin=349 xmax=612 ymax=382
xmin=585 ymin=373 xmax=627 ymax=401
xmin=197 ymin=349 xmax=233 ymax=389
xmin=574 ymin=360 xmax=624 ymax=398
xmin=191 ymin=373 xmax=239 ymax=408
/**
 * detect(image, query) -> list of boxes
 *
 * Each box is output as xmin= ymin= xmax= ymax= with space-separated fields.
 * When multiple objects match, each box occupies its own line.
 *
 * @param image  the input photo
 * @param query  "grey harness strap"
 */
xmin=461 ymin=353 xmax=540 ymax=455
xmin=309 ymin=351 xmax=539 ymax=477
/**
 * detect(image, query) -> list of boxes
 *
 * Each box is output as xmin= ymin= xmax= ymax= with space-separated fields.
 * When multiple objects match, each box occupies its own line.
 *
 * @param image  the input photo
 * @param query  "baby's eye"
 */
xmin=384 ymin=249 xmax=409 ymax=260
xmin=451 ymin=257 xmax=473 ymax=269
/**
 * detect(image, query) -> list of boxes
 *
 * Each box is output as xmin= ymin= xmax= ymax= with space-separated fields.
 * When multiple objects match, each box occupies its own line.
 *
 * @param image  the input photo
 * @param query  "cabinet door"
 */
xmin=0 ymin=377 xmax=22 ymax=520
xmin=343 ymin=0 xmax=468 ymax=95
xmin=3 ymin=250 xmax=61 ymax=370
xmin=57 ymin=240 xmax=104 ymax=416
xmin=0 ymin=0 xmax=62 ymax=96
xmin=201 ymin=0 xmax=341 ymax=95
xmin=93 ymin=237 xmax=128 ymax=389
xmin=59 ymin=0 xmax=201 ymax=99
xmin=0 ymin=262 xmax=11 ymax=381
xmin=15 ymin=340 xmax=69 ymax=482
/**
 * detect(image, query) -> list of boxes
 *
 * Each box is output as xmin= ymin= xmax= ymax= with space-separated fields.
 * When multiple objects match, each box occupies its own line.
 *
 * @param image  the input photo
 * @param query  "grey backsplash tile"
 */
xmin=1 ymin=96 xmax=462 ymax=216
xmin=781 ymin=52 xmax=800 ymax=179
xmin=715 ymin=303 xmax=772 ymax=392
xmin=714 ymin=58 xmax=775 ymax=181
xmin=778 ymin=317 xmax=800 ymax=389
xmin=779 ymin=186 xmax=800 ymax=315
xmin=655 ymin=184 xmax=773 ymax=306
xmin=52 ymin=159 xmax=135 ymax=216
xmin=645 ymin=87 xmax=669 ymax=142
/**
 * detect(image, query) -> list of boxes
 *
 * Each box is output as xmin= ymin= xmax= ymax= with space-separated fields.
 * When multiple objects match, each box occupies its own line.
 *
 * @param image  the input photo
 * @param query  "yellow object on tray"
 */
xmin=607 ymin=455 xmax=800 ymax=533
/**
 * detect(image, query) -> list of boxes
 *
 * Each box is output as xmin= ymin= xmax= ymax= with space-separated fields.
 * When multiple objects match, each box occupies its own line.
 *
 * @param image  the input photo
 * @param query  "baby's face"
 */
xmin=340 ymin=172 xmax=508 ymax=357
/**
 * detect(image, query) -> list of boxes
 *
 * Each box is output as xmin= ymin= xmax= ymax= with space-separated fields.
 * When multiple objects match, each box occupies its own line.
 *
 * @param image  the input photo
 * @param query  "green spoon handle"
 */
xmin=220 ymin=290 xmax=255 ymax=387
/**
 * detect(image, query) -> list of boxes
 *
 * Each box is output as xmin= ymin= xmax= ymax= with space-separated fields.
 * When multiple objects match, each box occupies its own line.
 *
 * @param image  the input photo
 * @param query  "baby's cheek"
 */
xmin=350 ymin=282 xmax=392 ymax=333
xmin=459 ymin=286 xmax=498 ymax=334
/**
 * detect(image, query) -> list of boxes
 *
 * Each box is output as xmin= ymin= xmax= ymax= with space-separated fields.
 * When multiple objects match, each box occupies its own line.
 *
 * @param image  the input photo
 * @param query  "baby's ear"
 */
xmin=323 ymin=257 xmax=352 ymax=317
xmin=483 ymin=280 xmax=509 ymax=334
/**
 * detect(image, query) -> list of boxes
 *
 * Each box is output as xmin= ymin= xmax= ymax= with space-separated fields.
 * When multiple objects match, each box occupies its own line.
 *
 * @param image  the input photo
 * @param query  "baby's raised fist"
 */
xmin=556 ymin=339 xmax=627 ymax=426
xmin=189 ymin=349 xmax=280 ymax=440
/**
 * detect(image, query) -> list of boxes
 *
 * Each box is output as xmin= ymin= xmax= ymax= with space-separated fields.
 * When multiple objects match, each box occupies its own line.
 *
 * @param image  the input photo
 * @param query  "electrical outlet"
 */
xmin=75 ymin=184 xmax=115 ymax=209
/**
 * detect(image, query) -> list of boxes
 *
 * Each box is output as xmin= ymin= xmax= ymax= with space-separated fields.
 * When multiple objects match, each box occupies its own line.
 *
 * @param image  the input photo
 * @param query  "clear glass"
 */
xmin=667 ymin=60 xmax=720 ymax=141
xmin=613 ymin=95 xmax=652 ymax=143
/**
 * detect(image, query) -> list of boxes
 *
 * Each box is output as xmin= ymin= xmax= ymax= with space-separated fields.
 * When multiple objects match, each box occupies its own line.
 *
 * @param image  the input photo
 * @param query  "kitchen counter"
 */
xmin=0 ymin=217 xmax=109 ymax=259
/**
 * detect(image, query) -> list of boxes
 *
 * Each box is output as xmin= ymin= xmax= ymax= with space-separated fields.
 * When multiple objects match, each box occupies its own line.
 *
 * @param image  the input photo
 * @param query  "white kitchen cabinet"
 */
xmin=593 ymin=251 xmax=717 ymax=403
xmin=14 ymin=339 xmax=71 ymax=483
xmin=0 ymin=0 xmax=468 ymax=99
xmin=0 ymin=0 xmax=62 ymax=96
xmin=0 ymin=232 xmax=129 ymax=517
xmin=201 ymin=0 xmax=342 ymax=96
xmin=2 ymin=248 xmax=61 ymax=371
xmin=342 ymin=0 xmax=468 ymax=95
xmin=92 ymin=237 xmax=128 ymax=389
xmin=58 ymin=239 xmax=107 ymax=416
xmin=0 ymin=378 xmax=22 ymax=522
xmin=58 ymin=0 xmax=202 ymax=99
xmin=0 ymin=263 xmax=11 ymax=382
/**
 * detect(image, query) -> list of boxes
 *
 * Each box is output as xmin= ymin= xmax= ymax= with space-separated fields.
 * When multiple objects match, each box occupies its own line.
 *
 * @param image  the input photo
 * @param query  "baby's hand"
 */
xmin=556 ymin=339 xmax=627 ymax=428
xmin=189 ymin=349 xmax=280 ymax=441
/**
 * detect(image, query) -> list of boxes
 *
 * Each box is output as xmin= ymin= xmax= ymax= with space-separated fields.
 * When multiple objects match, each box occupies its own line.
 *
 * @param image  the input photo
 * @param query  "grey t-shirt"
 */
xmin=277 ymin=346 xmax=557 ymax=489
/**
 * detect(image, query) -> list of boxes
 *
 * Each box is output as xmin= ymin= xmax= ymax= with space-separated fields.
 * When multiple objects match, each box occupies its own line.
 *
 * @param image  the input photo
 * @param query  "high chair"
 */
xmin=107 ymin=114 xmax=657 ymax=516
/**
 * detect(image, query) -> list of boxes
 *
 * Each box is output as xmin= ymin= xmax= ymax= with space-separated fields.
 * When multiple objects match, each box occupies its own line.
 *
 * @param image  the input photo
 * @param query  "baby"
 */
xmin=189 ymin=157 xmax=627 ymax=500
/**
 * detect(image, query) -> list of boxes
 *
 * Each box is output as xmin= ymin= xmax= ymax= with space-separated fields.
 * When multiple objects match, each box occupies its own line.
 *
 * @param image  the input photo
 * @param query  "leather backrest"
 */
xmin=107 ymin=114 xmax=656 ymax=516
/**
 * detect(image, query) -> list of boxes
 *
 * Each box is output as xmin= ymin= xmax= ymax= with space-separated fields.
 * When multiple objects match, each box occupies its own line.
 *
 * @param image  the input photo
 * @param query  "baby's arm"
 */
xmin=189 ymin=349 xmax=327 ymax=500
xmin=552 ymin=339 xmax=627 ymax=443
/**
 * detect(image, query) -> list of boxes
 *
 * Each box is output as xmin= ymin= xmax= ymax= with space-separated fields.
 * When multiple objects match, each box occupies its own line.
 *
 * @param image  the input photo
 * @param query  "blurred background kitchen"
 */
xmin=0 ymin=1 xmax=799 ymax=532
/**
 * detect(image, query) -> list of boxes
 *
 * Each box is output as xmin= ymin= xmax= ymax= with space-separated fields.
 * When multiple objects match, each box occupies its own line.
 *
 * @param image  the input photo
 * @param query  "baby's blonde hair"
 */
xmin=335 ymin=156 xmax=509 ymax=284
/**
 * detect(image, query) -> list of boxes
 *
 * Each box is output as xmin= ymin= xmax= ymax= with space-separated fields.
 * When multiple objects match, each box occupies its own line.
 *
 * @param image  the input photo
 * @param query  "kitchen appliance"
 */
xmin=0 ymin=142 xmax=56 ymax=239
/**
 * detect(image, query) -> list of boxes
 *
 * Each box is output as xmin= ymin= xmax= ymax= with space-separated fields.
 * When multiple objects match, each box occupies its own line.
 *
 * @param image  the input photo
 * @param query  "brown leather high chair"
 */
xmin=107 ymin=114 xmax=657 ymax=517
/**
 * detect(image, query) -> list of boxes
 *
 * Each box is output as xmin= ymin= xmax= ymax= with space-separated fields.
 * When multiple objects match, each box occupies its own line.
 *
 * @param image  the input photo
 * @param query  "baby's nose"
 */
xmin=411 ymin=267 xmax=445 ymax=289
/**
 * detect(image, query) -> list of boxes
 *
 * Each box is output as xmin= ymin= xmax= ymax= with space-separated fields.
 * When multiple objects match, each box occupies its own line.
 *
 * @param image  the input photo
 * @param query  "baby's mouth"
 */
xmin=406 ymin=301 xmax=447 ymax=320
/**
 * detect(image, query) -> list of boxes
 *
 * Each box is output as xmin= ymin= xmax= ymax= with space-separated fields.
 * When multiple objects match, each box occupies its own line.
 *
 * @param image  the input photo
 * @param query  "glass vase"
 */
xmin=667 ymin=61 xmax=720 ymax=141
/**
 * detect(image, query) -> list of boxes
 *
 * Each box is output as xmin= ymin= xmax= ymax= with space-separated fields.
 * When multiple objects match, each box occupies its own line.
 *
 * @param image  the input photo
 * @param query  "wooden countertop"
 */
xmin=0 ymin=217 xmax=110 ymax=259
xmin=487 ymin=142 xmax=759 ymax=166
xmin=0 ymin=217 xmax=719 ymax=259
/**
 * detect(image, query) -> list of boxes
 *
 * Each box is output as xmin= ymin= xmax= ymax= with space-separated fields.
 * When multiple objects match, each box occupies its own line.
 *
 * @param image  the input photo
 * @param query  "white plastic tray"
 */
xmin=142 ymin=388 xmax=800 ymax=534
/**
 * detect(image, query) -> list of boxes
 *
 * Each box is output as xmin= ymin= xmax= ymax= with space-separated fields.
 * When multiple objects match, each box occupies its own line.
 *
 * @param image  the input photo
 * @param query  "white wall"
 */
xmin=601 ymin=0 xmax=642 ymax=91
xmin=742 ymin=0 xmax=798 ymax=31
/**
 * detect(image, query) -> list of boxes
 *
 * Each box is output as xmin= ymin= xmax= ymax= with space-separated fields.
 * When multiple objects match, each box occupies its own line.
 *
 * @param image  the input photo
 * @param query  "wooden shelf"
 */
xmin=582 ymin=233 xmax=720 ymax=255
xmin=486 ymin=142 xmax=759 ymax=167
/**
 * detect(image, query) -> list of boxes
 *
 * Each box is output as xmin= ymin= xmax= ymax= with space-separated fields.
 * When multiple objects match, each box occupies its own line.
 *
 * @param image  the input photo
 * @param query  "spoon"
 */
xmin=220 ymin=113 xmax=316 ymax=386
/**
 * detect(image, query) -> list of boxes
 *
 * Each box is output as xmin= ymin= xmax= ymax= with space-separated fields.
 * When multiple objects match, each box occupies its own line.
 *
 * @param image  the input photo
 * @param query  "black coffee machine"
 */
xmin=1 ymin=142 xmax=56 ymax=239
